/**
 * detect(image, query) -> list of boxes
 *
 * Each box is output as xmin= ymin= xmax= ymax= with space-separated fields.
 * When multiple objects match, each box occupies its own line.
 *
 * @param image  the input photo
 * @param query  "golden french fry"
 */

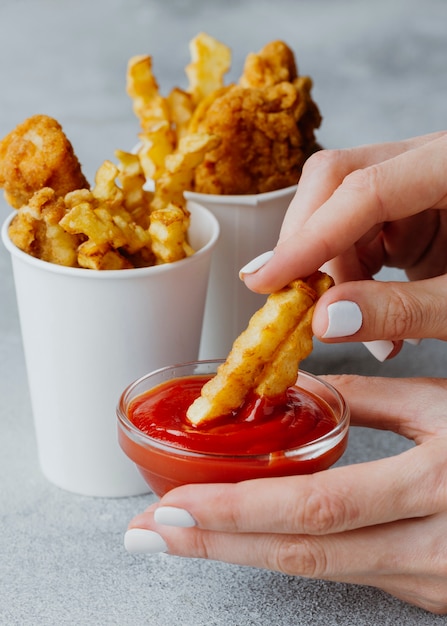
xmin=186 ymin=272 xmax=333 ymax=426
xmin=61 ymin=157 xmax=153 ymax=263
xmin=167 ymin=87 xmax=195 ymax=140
xmin=60 ymin=198 xmax=125 ymax=248
xmin=61 ymin=194 xmax=151 ymax=256
xmin=185 ymin=33 xmax=231 ymax=105
xmin=254 ymin=272 xmax=333 ymax=397
xmin=109 ymin=209 xmax=152 ymax=255
xmin=150 ymin=132 xmax=220 ymax=211
xmin=115 ymin=149 xmax=152 ymax=227
xmin=126 ymin=55 xmax=171 ymax=131
xmin=77 ymin=239 xmax=133 ymax=270
xmin=91 ymin=160 xmax=123 ymax=208
xmin=8 ymin=187 xmax=81 ymax=267
xmin=149 ymin=203 xmax=191 ymax=264
xmin=138 ymin=121 xmax=174 ymax=182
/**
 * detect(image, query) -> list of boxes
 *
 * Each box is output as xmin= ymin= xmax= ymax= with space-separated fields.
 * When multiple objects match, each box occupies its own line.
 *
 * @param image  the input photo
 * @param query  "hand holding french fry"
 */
xmin=187 ymin=271 xmax=333 ymax=426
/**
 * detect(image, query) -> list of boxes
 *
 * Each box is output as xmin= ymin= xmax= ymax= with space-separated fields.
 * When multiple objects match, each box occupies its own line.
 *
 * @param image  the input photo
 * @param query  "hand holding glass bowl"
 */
xmin=117 ymin=359 xmax=349 ymax=497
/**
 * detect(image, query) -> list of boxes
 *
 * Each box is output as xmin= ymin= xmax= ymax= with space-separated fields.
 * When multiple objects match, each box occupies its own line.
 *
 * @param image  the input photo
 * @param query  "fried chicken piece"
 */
xmin=239 ymin=40 xmax=299 ymax=88
xmin=192 ymin=79 xmax=321 ymax=195
xmin=191 ymin=40 xmax=321 ymax=195
xmin=0 ymin=114 xmax=89 ymax=209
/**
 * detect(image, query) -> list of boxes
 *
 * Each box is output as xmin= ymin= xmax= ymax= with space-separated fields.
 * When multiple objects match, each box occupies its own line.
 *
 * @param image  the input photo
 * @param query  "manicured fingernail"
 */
xmin=154 ymin=506 xmax=196 ymax=528
xmin=124 ymin=529 xmax=168 ymax=554
xmin=239 ymin=250 xmax=274 ymax=278
xmin=362 ymin=340 xmax=394 ymax=362
xmin=322 ymin=301 xmax=363 ymax=338
xmin=404 ymin=338 xmax=421 ymax=346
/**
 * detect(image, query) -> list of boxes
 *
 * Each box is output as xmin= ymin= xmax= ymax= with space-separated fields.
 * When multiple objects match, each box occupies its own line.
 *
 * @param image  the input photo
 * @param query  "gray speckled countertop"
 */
xmin=1 ymin=1 xmax=447 ymax=624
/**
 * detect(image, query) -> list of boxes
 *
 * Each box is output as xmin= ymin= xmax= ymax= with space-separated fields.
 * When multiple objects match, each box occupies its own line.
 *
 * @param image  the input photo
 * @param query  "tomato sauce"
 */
xmin=128 ymin=374 xmax=338 ymax=455
xmin=119 ymin=373 xmax=348 ymax=496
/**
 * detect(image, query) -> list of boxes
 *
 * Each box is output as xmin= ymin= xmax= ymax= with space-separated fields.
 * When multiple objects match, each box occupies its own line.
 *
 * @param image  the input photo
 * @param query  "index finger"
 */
xmin=244 ymin=132 xmax=447 ymax=293
xmin=279 ymin=135 xmax=425 ymax=238
xmin=157 ymin=440 xmax=443 ymax=536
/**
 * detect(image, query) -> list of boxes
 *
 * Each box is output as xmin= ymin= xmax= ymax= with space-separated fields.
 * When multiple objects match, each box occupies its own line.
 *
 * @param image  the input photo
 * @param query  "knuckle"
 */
xmin=379 ymin=290 xmax=424 ymax=339
xmin=342 ymin=165 xmax=379 ymax=192
xmin=187 ymin=528 xmax=217 ymax=561
xmin=301 ymin=148 xmax=345 ymax=177
xmin=299 ymin=485 xmax=356 ymax=534
xmin=179 ymin=528 xmax=206 ymax=558
xmin=272 ymin=536 xmax=329 ymax=578
xmin=225 ymin=483 xmax=251 ymax=531
xmin=342 ymin=166 xmax=386 ymax=220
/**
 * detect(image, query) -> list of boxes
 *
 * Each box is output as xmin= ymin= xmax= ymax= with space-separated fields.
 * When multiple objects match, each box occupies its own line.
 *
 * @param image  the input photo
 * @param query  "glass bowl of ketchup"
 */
xmin=117 ymin=360 xmax=350 ymax=497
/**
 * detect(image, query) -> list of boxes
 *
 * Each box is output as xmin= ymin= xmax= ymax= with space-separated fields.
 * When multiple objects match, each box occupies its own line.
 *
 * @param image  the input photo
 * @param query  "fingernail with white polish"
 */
xmin=124 ymin=529 xmax=168 ymax=554
xmin=363 ymin=340 xmax=394 ymax=362
xmin=404 ymin=338 xmax=422 ymax=346
xmin=239 ymin=250 xmax=274 ymax=279
xmin=322 ymin=301 xmax=363 ymax=338
xmin=154 ymin=506 xmax=196 ymax=528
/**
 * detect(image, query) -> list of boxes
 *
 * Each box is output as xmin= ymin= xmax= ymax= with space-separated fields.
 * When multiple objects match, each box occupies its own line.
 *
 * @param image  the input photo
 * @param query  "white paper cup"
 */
xmin=185 ymin=186 xmax=297 ymax=359
xmin=2 ymin=201 xmax=219 ymax=497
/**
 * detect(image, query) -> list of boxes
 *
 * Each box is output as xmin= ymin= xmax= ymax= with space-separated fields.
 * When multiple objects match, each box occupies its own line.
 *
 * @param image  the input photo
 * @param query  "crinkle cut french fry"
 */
xmin=186 ymin=271 xmax=333 ymax=426
xmin=149 ymin=203 xmax=191 ymax=264
xmin=186 ymin=32 xmax=231 ymax=105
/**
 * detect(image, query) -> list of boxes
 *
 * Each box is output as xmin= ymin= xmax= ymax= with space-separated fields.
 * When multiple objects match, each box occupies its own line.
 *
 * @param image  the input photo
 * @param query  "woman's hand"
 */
xmin=240 ymin=132 xmax=447 ymax=354
xmin=243 ymin=132 xmax=447 ymax=291
xmin=125 ymin=375 xmax=447 ymax=614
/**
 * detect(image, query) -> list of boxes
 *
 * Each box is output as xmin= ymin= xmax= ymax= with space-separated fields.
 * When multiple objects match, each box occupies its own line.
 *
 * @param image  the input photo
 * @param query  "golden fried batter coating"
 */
xmin=190 ymin=40 xmax=321 ymax=195
xmin=0 ymin=114 xmax=88 ymax=208
xmin=239 ymin=40 xmax=298 ymax=88
xmin=192 ymin=79 xmax=321 ymax=195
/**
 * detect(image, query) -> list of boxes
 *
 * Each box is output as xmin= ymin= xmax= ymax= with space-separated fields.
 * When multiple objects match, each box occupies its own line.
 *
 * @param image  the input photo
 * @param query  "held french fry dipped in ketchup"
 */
xmin=186 ymin=271 xmax=334 ymax=426
xmin=117 ymin=271 xmax=350 ymax=498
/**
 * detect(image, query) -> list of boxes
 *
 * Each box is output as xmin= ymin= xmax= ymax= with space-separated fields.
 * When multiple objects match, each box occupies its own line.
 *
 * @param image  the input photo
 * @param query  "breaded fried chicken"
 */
xmin=193 ymin=80 xmax=321 ymax=195
xmin=0 ymin=114 xmax=89 ymax=208
xmin=192 ymin=41 xmax=321 ymax=195
xmin=239 ymin=40 xmax=299 ymax=88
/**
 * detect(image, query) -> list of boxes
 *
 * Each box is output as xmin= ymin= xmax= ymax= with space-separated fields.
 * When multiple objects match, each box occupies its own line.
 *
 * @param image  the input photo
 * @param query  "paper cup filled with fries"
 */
xmin=117 ymin=272 xmax=350 ymax=498
xmin=127 ymin=33 xmax=323 ymax=357
xmin=0 ymin=115 xmax=219 ymax=497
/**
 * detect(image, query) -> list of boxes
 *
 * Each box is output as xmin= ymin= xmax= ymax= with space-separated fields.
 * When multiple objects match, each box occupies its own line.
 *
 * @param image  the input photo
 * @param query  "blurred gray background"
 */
xmin=1 ymin=1 xmax=446 ymax=625
xmin=1 ymin=0 xmax=445 ymax=180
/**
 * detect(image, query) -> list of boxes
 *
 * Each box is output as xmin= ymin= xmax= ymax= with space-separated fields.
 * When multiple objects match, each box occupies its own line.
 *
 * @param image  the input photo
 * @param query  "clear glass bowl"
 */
xmin=117 ymin=360 xmax=350 ymax=497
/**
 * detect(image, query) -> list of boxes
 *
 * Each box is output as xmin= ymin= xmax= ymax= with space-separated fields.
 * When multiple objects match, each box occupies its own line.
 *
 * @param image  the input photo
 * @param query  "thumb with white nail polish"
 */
xmin=312 ymin=276 xmax=447 ymax=358
xmin=316 ymin=299 xmax=395 ymax=361
xmin=321 ymin=301 xmax=363 ymax=339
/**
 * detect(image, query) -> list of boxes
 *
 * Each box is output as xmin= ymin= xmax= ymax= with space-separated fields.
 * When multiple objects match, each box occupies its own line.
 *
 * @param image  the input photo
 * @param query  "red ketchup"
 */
xmin=120 ymin=374 xmax=348 ymax=497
